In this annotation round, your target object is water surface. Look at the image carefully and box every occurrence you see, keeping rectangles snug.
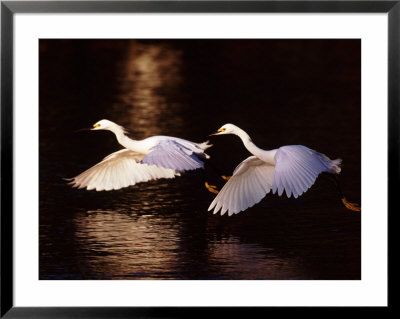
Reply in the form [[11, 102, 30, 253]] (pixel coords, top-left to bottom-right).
[[39, 39, 361, 280]]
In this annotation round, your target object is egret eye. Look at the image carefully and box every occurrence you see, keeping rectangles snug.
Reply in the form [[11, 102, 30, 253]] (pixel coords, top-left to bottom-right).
[[93, 123, 101, 128]]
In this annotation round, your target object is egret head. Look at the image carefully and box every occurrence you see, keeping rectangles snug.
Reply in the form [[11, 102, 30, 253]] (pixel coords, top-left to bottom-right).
[[91, 119, 116, 131], [209, 123, 239, 136]]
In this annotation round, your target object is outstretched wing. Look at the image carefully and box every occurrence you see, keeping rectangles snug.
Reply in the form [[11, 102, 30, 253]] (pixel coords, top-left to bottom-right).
[[208, 156, 275, 216], [142, 140, 205, 172], [66, 149, 177, 191], [272, 145, 337, 198]]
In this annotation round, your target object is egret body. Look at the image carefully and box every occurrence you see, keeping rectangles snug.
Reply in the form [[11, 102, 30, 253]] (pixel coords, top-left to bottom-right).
[[67, 119, 212, 191], [208, 123, 360, 216]]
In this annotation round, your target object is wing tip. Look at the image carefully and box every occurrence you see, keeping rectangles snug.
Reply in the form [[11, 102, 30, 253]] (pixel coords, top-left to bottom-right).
[[199, 140, 213, 150], [331, 158, 342, 174]]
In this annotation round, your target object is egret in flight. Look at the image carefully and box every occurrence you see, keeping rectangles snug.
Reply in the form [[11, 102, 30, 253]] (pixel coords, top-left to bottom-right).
[[207, 123, 361, 216], [66, 119, 212, 191]]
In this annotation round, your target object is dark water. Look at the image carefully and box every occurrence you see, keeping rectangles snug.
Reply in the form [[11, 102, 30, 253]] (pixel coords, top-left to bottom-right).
[[39, 39, 361, 280]]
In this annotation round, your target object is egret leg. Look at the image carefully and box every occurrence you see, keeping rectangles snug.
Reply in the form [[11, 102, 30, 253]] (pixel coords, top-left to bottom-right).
[[203, 160, 231, 194], [205, 182, 219, 194], [341, 197, 361, 212], [330, 175, 361, 212], [202, 162, 220, 194]]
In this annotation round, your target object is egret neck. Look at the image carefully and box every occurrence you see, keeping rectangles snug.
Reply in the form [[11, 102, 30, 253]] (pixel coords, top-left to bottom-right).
[[234, 127, 276, 165], [107, 124, 148, 154]]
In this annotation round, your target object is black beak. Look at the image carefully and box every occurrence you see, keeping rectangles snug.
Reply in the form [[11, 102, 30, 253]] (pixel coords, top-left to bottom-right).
[[74, 127, 92, 133]]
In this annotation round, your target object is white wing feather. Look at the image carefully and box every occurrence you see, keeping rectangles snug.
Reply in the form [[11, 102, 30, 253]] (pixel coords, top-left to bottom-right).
[[142, 140, 205, 172], [208, 145, 341, 216], [66, 149, 178, 191], [272, 145, 341, 198], [208, 156, 275, 216]]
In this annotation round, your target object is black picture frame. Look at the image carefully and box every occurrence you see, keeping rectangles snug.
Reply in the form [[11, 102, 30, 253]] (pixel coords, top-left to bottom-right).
[[1, 1, 395, 317]]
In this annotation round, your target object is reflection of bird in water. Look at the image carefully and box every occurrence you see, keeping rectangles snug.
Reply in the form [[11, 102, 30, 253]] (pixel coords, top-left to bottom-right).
[[66, 119, 212, 191], [207, 123, 361, 216]]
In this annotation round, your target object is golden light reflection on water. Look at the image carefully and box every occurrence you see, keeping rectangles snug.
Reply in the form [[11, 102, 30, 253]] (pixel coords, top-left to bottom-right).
[[72, 207, 302, 279], [73, 209, 182, 279], [206, 238, 303, 279], [113, 40, 185, 137]]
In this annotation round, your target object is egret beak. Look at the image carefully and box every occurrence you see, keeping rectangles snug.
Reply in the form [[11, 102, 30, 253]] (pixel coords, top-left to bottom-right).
[[208, 128, 225, 136], [75, 123, 101, 133], [74, 127, 91, 133], [91, 123, 101, 130]]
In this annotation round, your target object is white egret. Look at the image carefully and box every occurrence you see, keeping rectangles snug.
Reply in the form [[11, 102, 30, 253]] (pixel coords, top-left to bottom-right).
[[208, 123, 360, 216], [66, 119, 212, 191]]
